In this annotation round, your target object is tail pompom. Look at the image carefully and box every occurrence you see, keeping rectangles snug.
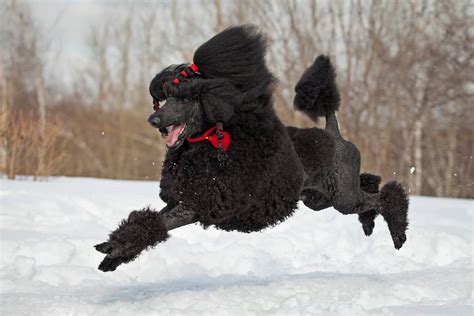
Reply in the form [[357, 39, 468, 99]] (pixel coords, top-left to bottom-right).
[[379, 181, 409, 249], [294, 55, 340, 121]]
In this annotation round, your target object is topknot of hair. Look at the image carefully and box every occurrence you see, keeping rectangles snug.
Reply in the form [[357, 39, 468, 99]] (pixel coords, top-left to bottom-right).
[[193, 25, 275, 101]]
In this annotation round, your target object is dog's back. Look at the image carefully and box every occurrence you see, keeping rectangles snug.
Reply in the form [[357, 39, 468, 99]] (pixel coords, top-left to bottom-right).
[[286, 126, 335, 177]]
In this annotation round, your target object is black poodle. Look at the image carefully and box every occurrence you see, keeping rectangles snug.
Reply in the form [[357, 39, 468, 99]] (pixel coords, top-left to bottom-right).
[[95, 25, 409, 272]]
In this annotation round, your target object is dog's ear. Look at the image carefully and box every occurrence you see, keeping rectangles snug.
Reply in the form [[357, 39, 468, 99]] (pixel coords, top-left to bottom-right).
[[199, 80, 243, 124], [150, 64, 185, 101]]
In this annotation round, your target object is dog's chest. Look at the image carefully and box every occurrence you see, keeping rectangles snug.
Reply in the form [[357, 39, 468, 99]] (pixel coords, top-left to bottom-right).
[[161, 148, 218, 193], [159, 145, 268, 206]]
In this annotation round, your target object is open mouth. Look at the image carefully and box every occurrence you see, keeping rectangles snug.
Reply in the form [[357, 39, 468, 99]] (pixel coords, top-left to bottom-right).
[[160, 124, 186, 147]]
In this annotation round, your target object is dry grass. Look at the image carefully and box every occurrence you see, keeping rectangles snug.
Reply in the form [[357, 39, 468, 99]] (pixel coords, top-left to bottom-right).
[[1, 108, 66, 180]]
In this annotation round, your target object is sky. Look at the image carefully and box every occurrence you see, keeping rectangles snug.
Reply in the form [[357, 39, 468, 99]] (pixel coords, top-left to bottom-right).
[[31, 1, 103, 60], [26, 0, 174, 87], [27, 0, 106, 86]]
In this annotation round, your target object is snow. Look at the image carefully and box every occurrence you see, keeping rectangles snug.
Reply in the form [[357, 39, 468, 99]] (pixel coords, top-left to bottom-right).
[[0, 177, 472, 315]]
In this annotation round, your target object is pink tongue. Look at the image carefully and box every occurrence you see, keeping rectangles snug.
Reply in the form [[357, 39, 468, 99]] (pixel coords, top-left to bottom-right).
[[166, 124, 185, 146]]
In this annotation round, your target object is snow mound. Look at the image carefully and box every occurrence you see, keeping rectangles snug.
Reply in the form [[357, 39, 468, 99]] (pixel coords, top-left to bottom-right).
[[0, 177, 472, 315]]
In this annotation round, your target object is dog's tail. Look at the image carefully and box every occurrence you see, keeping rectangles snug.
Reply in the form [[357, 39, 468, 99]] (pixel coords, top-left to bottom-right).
[[294, 56, 340, 118], [294, 55, 341, 137]]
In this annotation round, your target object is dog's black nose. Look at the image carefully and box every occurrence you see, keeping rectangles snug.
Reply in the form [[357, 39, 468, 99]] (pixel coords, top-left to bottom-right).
[[148, 115, 160, 128]]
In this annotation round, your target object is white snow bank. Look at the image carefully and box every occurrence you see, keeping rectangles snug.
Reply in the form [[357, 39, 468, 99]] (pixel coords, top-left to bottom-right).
[[0, 177, 472, 315]]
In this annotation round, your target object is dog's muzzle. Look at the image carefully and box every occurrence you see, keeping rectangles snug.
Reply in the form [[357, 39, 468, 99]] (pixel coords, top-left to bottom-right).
[[148, 114, 160, 128]]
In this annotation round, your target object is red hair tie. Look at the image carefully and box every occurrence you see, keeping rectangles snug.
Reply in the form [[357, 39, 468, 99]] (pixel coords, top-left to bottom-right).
[[172, 63, 199, 85], [153, 100, 160, 111], [190, 63, 199, 73]]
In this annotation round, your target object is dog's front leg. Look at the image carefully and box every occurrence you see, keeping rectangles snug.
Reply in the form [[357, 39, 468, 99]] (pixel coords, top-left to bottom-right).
[[95, 204, 197, 272]]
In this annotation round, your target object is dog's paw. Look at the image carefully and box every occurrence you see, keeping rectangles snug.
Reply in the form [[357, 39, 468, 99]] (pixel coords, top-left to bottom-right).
[[362, 221, 375, 236], [392, 234, 407, 250], [94, 241, 132, 272], [95, 242, 113, 254], [98, 255, 126, 272]]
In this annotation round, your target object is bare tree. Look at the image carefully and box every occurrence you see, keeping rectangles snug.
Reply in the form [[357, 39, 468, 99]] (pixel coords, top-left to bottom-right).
[[2, 0, 472, 197]]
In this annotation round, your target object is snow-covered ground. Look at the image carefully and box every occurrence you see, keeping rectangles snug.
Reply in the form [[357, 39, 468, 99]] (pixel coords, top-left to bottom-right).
[[0, 177, 472, 315]]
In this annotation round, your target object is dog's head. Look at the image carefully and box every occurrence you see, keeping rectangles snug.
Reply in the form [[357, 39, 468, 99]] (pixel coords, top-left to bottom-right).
[[148, 25, 275, 151], [148, 64, 204, 150], [147, 96, 203, 150], [148, 64, 243, 151]]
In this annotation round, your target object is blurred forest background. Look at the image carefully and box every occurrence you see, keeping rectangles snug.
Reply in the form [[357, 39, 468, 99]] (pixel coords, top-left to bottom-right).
[[1, 0, 472, 198]]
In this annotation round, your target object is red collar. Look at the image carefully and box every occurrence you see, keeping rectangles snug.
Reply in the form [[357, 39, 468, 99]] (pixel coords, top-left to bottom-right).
[[187, 126, 231, 151]]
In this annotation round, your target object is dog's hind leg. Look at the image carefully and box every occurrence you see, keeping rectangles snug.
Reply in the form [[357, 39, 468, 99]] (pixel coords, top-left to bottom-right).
[[379, 181, 409, 249], [358, 173, 381, 236], [95, 204, 197, 272], [340, 183, 409, 249]]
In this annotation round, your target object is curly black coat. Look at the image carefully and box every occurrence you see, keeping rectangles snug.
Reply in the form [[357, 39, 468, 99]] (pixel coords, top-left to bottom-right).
[[95, 25, 409, 273], [95, 25, 304, 272], [160, 109, 304, 232], [157, 25, 305, 232]]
